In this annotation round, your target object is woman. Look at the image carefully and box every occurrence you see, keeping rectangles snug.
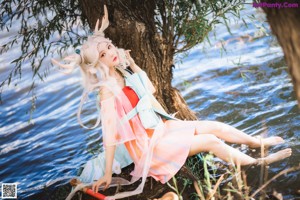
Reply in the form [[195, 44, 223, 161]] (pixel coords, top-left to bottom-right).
[[53, 6, 291, 199]]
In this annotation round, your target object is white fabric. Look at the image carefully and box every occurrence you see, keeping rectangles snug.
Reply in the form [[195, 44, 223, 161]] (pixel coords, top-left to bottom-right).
[[79, 144, 133, 183]]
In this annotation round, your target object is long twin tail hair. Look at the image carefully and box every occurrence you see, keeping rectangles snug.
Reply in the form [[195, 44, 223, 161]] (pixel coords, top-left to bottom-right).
[[51, 6, 112, 129], [51, 52, 108, 129]]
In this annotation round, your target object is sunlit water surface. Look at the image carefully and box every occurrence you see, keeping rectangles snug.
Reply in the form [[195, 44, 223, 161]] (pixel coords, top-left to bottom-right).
[[0, 6, 299, 200]]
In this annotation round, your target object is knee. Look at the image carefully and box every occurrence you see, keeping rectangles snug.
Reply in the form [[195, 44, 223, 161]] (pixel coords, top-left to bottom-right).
[[209, 121, 228, 132], [195, 120, 229, 134], [205, 134, 223, 147], [189, 134, 223, 156]]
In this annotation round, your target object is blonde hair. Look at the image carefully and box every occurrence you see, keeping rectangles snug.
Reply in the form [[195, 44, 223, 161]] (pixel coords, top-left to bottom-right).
[[51, 5, 128, 128]]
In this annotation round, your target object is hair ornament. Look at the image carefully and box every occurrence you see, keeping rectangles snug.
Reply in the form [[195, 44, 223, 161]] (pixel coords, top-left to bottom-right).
[[94, 5, 109, 37], [51, 54, 82, 74]]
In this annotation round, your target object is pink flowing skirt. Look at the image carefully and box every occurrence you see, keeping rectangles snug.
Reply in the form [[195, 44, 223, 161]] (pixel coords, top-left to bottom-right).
[[123, 86, 196, 183]]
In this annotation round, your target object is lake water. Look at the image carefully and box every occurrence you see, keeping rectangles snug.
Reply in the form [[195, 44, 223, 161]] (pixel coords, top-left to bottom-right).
[[0, 5, 299, 200]]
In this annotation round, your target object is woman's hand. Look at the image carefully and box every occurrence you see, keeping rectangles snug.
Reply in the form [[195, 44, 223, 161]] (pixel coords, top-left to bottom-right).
[[92, 173, 112, 193], [125, 50, 142, 73], [125, 50, 135, 66]]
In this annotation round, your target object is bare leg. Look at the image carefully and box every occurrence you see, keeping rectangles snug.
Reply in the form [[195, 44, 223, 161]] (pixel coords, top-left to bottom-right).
[[189, 134, 291, 166], [193, 121, 284, 148], [153, 192, 179, 200], [189, 134, 256, 165], [258, 149, 292, 165]]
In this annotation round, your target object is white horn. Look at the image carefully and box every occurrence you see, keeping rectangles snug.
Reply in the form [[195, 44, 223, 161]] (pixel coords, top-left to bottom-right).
[[94, 19, 100, 33], [98, 5, 109, 33]]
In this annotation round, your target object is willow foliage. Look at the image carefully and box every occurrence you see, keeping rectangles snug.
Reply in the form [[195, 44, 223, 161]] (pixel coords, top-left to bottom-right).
[[1, 0, 88, 93], [155, 0, 244, 53], [0, 0, 244, 98]]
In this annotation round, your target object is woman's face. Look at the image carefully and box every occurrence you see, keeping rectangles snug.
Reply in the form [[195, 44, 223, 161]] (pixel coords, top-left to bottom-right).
[[98, 42, 120, 68]]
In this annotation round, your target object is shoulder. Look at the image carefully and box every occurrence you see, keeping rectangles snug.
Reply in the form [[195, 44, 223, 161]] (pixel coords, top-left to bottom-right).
[[99, 86, 114, 100]]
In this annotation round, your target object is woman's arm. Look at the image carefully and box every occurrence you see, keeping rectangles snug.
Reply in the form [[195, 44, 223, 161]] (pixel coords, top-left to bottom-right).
[[92, 88, 116, 192], [125, 50, 142, 73], [92, 145, 116, 192], [125, 50, 156, 93], [104, 145, 116, 175]]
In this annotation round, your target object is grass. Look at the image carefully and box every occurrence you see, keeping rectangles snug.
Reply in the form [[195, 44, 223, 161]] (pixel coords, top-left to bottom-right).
[[165, 148, 300, 200], [67, 134, 299, 200], [64, 150, 300, 200]]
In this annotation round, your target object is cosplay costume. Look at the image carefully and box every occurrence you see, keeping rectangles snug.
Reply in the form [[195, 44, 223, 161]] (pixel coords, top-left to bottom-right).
[[56, 5, 197, 199], [93, 69, 197, 199], [73, 69, 197, 200]]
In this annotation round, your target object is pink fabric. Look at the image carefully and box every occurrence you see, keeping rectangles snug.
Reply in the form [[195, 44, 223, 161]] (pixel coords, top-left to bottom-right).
[[100, 80, 145, 147], [99, 75, 196, 199], [122, 86, 196, 183]]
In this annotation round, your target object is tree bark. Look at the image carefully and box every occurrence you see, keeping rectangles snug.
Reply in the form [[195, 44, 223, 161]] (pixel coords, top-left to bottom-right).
[[261, 0, 300, 107], [79, 0, 198, 120]]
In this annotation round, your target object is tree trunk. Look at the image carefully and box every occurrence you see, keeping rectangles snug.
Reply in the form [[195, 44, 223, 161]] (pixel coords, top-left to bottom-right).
[[79, 0, 198, 120], [261, 0, 300, 108]]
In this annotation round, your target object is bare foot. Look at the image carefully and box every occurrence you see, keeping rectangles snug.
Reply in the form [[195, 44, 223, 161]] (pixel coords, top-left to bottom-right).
[[258, 148, 292, 165], [249, 136, 284, 148], [153, 192, 179, 200]]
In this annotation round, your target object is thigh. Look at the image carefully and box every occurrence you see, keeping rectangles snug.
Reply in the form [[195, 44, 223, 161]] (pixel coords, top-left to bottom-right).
[[164, 120, 223, 135], [188, 134, 220, 156]]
